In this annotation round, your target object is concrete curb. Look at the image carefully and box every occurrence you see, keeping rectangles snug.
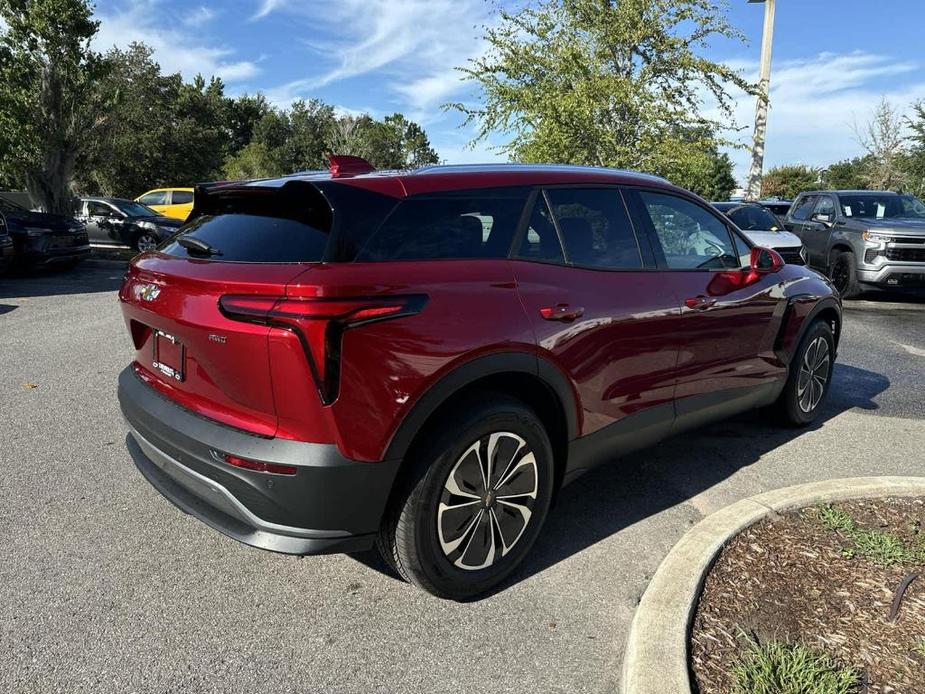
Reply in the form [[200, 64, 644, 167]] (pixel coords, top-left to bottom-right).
[[620, 477, 925, 694]]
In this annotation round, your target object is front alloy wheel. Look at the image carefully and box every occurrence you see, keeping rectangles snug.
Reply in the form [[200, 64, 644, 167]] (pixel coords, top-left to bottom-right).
[[797, 336, 830, 413], [135, 232, 159, 253]]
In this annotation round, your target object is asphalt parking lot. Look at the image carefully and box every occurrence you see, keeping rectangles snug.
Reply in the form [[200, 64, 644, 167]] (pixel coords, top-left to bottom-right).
[[2, 259, 924, 694]]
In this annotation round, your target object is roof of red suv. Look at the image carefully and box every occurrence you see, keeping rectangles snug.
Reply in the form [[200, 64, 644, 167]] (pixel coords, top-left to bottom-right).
[[235, 163, 677, 198]]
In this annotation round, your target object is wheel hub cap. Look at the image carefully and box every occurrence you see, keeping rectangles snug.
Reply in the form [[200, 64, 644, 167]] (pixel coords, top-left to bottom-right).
[[437, 432, 538, 571]]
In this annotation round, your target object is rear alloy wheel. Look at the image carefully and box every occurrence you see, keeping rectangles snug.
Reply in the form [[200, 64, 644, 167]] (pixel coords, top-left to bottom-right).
[[777, 319, 835, 425], [378, 395, 554, 600], [828, 249, 859, 298], [135, 232, 159, 253]]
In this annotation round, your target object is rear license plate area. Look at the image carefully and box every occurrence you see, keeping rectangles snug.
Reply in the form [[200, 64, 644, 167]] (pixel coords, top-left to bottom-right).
[[153, 330, 185, 382]]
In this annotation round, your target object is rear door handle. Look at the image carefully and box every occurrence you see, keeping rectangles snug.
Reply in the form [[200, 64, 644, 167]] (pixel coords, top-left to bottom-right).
[[684, 295, 716, 311], [540, 304, 585, 321]]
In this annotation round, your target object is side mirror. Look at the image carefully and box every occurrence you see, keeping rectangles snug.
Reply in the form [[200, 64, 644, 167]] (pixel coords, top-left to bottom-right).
[[811, 212, 833, 225], [751, 246, 784, 274]]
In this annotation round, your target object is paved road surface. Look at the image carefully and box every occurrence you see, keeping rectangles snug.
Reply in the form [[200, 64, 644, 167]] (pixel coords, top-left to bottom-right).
[[1, 260, 923, 693]]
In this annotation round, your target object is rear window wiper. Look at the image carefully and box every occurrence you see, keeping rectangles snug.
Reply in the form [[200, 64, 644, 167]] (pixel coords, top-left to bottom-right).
[[178, 236, 223, 257]]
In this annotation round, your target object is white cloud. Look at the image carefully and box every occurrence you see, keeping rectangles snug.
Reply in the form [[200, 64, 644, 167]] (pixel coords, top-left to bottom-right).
[[182, 6, 217, 28], [257, 0, 491, 115], [94, 1, 259, 83], [713, 51, 925, 183], [252, 0, 286, 21]]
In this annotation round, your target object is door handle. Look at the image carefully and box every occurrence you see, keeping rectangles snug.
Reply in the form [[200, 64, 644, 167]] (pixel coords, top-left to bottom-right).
[[540, 304, 584, 321], [684, 295, 716, 311]]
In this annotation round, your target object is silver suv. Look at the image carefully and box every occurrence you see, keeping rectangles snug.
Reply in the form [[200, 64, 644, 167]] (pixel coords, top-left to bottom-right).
[[784, 190, 925, 297]]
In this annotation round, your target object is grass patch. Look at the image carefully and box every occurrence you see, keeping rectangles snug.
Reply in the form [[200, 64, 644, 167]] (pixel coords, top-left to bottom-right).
[[813, 505, 925, 566], [732, 639, 860, 694]]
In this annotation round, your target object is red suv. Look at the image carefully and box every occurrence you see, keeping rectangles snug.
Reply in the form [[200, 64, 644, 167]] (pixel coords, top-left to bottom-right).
[[118, 158, 841, 599]]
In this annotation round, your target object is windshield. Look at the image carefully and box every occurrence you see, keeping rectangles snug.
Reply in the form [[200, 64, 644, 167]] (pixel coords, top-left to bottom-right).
[[839, 194, 925, 220], [727, 205, 781, 231], [113, 201, 158, 217]]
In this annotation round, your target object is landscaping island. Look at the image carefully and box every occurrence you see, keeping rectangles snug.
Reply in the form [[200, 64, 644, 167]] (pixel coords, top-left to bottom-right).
[[691, 498, 925, 693]]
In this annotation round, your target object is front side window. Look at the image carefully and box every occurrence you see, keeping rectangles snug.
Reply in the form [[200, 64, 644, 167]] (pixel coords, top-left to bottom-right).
[[544, 188, 642, 269], [139, 191, 168, 206], [354, 188, 528, 262], [790, 195, 818, 221], [639, 191, 742, 270], [814, 196, 836, 217]]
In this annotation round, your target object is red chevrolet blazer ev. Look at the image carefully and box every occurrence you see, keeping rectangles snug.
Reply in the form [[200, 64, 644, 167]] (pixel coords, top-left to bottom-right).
[[118, 157, 841, 599]]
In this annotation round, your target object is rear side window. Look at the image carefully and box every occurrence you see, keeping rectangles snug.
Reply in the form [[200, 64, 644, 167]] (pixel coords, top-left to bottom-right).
[[162, 182, 332, 263], [171, 191, 194, 205], [545, 188, 642, 269], [354, 188, 529, 262]]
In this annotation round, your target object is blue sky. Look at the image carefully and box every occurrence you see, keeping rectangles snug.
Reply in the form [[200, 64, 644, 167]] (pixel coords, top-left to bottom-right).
[[92, 0, 925, 185]]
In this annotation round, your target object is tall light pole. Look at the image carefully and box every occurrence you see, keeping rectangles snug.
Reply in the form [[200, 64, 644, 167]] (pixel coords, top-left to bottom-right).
[[745, 0, 776, 200]]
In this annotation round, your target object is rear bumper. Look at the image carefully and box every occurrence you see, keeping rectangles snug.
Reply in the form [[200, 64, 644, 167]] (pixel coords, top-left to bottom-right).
[[118, 366, 400, 555]]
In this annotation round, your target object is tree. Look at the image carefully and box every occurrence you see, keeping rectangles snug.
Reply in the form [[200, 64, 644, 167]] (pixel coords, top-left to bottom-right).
[[165, 74, 228, 185], [451, 0, 752, 186], [760, 165, 820, 200], [904, 100, 925, 196], [333, 113, 439, 169], [854, 98, 908, 191], [76, 43, 179, 197], [0, 0, 108, 213], [821, 156, 869, 191]]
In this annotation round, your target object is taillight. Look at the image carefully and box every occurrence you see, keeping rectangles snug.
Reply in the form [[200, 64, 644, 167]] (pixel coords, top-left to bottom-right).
[[219, 294, 427, 404]]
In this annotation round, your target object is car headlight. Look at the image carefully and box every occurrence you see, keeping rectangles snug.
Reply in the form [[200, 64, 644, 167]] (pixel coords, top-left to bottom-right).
[[862, 231, 892, 243], [799, 246, 808, 262], [25, 226, 53, 237]]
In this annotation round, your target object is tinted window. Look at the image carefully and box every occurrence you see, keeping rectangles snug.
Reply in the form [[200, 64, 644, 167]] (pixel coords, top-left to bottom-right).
[[87, 201, 116, 216], [513, 194, 565, 264], [162, 183, 332, 263], [171, 190, 194, 205], [727, 205, 781, 231], [545, 188, 642, 269], [639, 192, 742, 270], [790, 195, 817, 221], [139, 192, 168, 206], [355, 188, 528, 262]]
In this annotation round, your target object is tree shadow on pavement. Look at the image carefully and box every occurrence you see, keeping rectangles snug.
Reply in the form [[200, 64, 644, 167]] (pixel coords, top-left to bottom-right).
[[350, 364, 890, 596], [0, 258, 128, 299]]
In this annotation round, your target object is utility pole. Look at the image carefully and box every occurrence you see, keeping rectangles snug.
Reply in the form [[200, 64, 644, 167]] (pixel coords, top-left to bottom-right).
[[745, 0, 776, 201]]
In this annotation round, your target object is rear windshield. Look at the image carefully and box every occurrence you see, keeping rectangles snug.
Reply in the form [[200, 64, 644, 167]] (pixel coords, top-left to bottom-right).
[[161, 181, 333, 263]]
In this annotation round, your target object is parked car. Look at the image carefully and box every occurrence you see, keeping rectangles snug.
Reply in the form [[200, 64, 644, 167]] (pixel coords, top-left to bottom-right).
[[0, 196, 89, 268], [712, 201, 807, 265], [784, 190, 925, 297], [758, 199, 793, 218], [79, 197, 184, 252], [118, 158, 841, 599], [135, 188, 194, 221], [0, 216, 13, 274]]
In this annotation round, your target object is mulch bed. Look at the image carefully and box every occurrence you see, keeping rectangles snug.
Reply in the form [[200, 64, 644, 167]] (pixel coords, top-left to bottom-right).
[[690, 497, 925, 693]]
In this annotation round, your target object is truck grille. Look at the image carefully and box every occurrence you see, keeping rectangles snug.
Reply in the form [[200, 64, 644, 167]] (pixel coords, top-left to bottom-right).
[[885, 247, 925, 263], [775, 246, 805, 265]]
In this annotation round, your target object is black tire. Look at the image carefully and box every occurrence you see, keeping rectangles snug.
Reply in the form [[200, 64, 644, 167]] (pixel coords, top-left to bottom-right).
[[777, 319, 835, 426], [828, 249, 859, 298], [377, 393, 555, 600], [134, 231, 160, 253]]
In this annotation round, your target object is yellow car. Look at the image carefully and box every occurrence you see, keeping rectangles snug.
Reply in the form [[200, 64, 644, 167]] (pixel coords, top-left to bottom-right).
[[135, 188, 194, 221]]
